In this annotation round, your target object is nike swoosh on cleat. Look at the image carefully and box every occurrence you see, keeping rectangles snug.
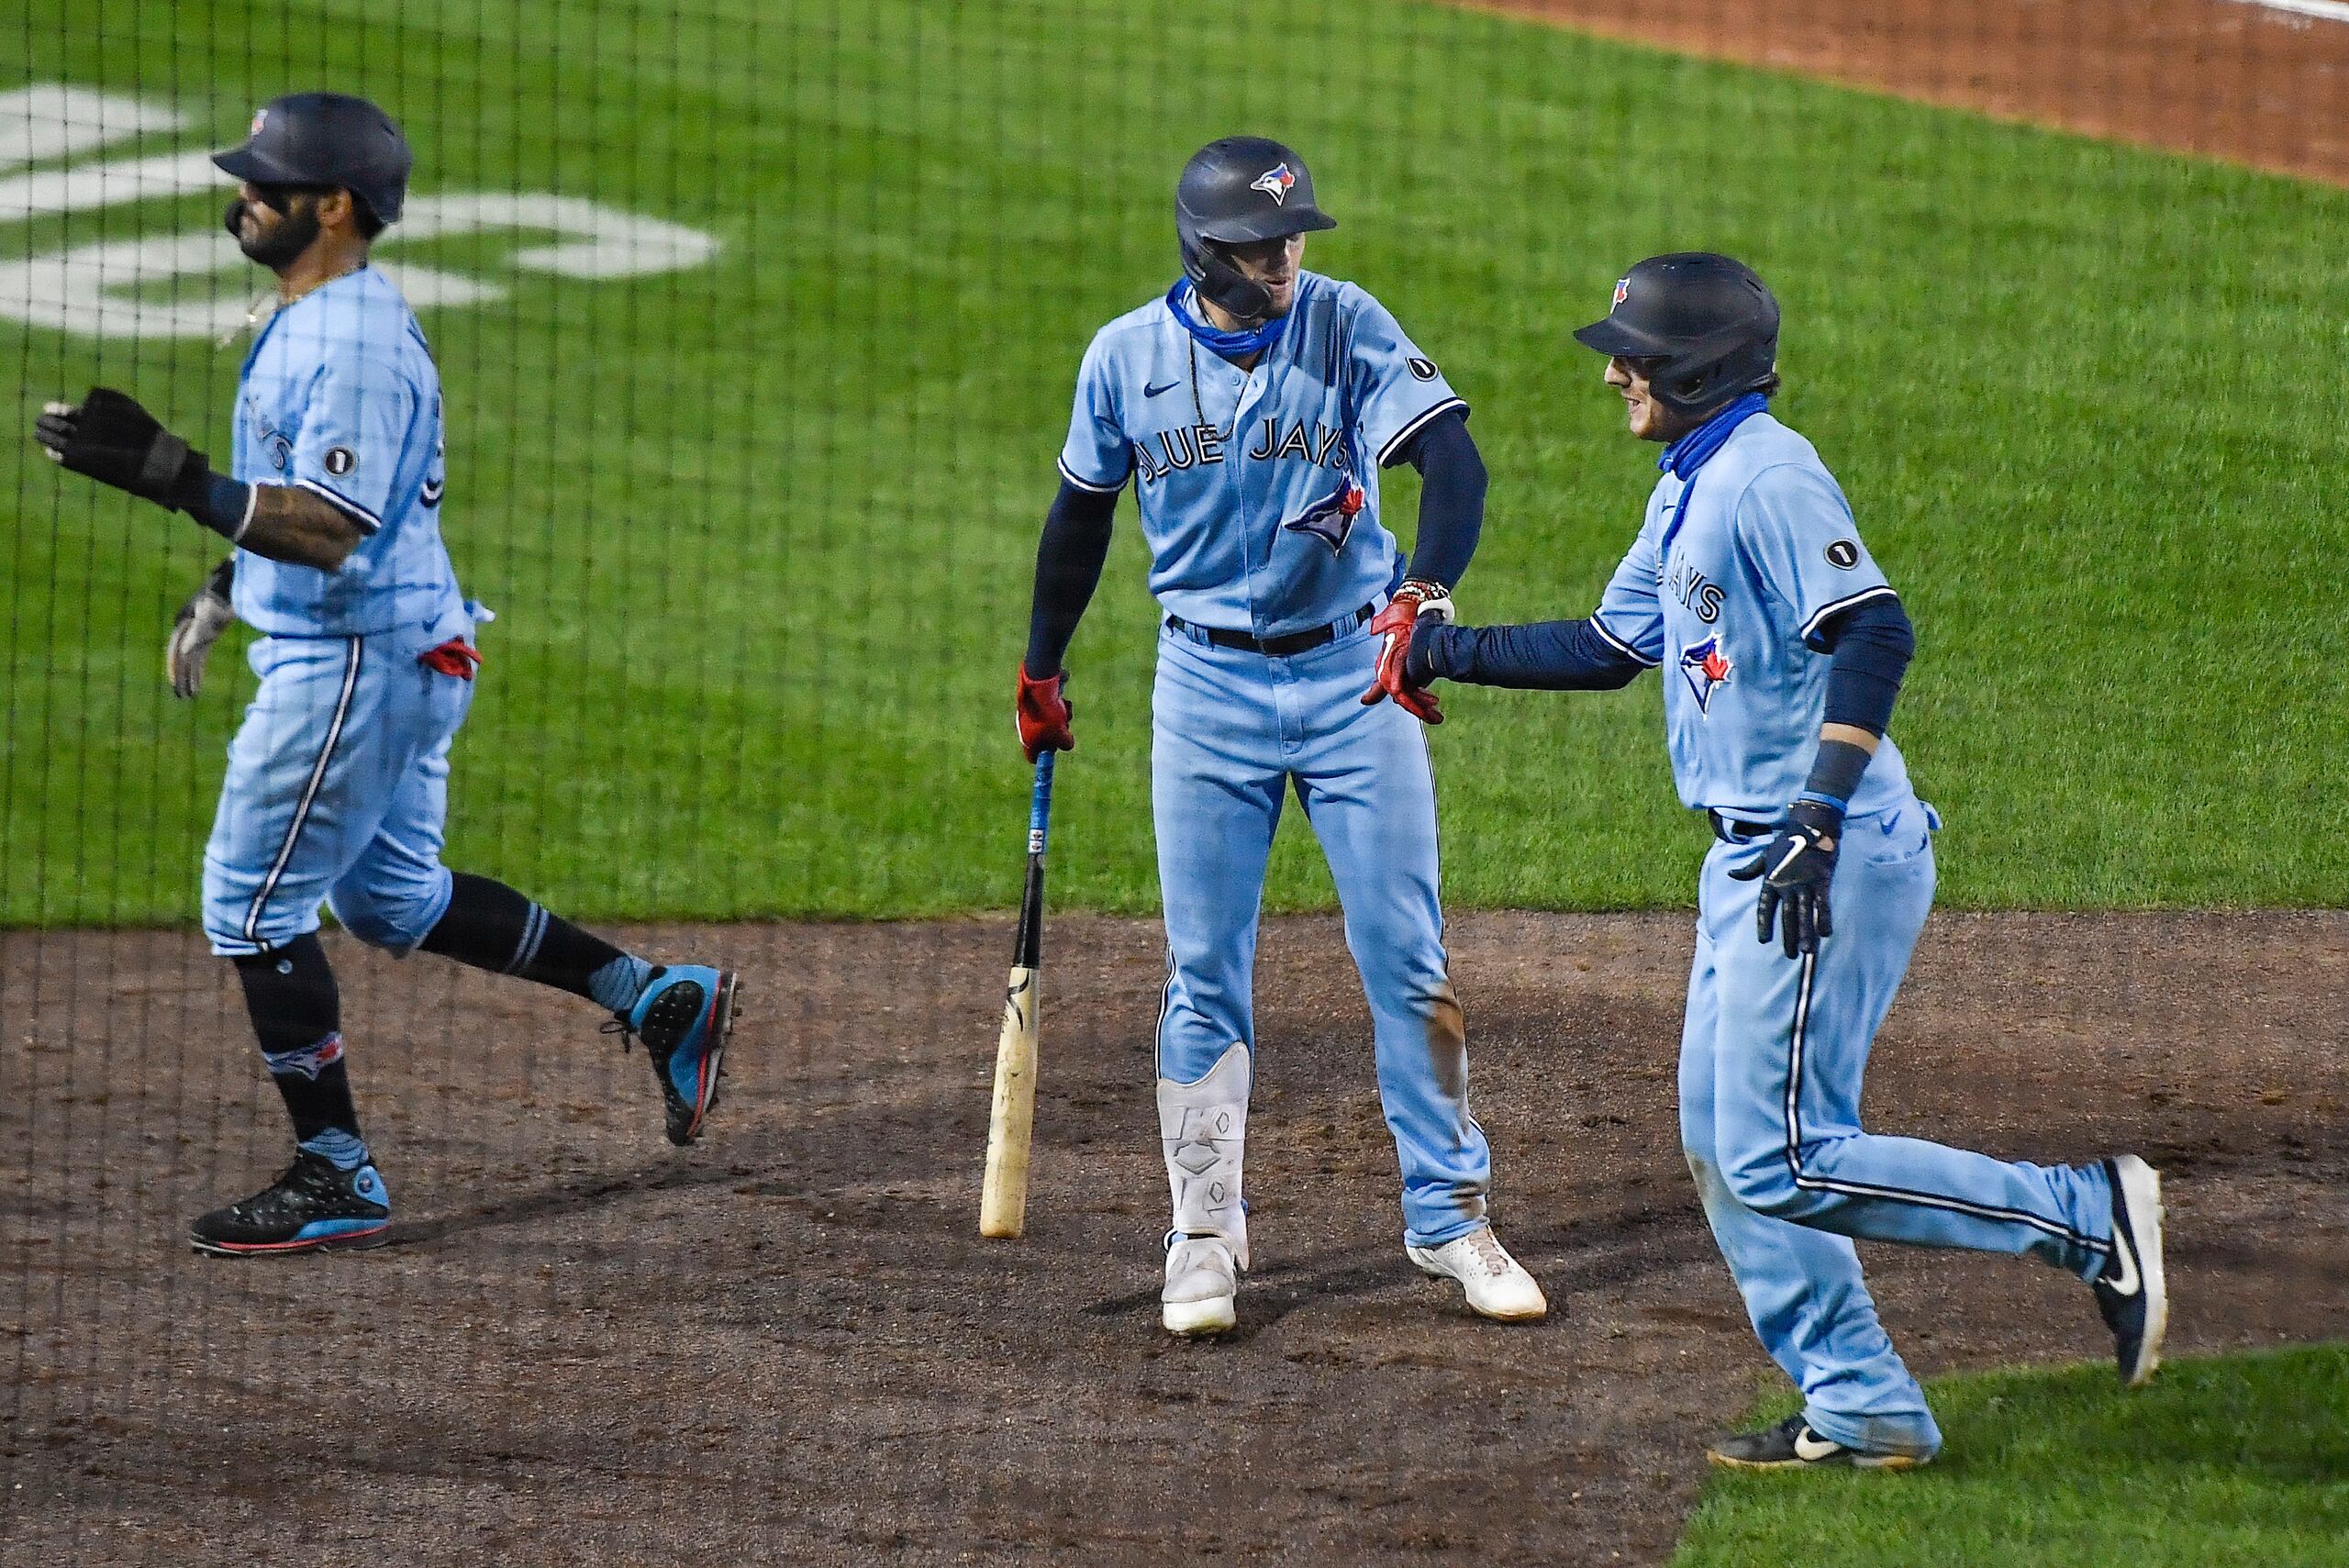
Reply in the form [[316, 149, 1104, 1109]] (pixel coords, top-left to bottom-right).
[[2106, 1232, 2141, 1296], [1793, 1429, 1846, 1462], [1144, 380, 1179, 396]]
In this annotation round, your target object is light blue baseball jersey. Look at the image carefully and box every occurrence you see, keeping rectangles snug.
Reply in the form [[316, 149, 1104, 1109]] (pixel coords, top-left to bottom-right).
[[1058, 272, 1465, 639], [1589, 408, 1914, 818], [231, 267, 462, 638]]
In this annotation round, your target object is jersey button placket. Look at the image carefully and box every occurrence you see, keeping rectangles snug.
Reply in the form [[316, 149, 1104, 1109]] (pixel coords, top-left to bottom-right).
[[1230, 362, 1274, 640]]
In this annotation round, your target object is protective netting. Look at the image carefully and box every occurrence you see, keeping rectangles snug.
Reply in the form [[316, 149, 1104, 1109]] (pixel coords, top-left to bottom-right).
[[4, 2, 2343, 1562]]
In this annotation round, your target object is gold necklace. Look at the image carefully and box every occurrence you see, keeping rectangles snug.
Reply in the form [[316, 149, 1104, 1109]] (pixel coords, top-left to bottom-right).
[[216, 261, 364, 350]]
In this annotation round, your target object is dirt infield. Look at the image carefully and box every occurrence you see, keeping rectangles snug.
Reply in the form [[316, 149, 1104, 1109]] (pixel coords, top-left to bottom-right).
[[4, 911, 2343, 1565], [1480, 0, 2349, 186]]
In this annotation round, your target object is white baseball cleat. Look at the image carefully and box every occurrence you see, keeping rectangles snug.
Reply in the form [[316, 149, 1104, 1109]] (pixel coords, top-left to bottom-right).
[[1407, 1225, 1548, 1321], [1162, 1235, 1239, 1335]]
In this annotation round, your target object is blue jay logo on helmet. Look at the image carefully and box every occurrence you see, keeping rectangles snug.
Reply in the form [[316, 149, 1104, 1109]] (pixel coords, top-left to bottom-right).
[[1250, 163, 1297, 205], [250, 108, 268, 136], [1612, 276, 1631, 307]]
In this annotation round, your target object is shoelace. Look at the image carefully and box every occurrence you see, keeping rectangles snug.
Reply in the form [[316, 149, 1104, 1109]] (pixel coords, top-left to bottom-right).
[[598, 1016, 639, 1056], [1462, 1231, 1515, 1277]]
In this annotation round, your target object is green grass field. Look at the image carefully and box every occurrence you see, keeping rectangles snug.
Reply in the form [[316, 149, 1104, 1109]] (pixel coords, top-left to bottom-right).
[[1675, 1345, 2349, 1567], [5, 0, 2344, 926]]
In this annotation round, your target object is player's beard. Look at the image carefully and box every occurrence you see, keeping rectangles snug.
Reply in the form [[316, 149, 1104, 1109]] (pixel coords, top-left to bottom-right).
[[228, 194, 324, 270]]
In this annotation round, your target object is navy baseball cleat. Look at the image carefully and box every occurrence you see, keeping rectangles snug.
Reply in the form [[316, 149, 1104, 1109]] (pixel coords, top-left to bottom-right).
[[1707, 1414, 1929, 1473], [189, 1151, 391, 1256], [614, 964, 740, 1146], [2094, 1154, 2168, 1387]]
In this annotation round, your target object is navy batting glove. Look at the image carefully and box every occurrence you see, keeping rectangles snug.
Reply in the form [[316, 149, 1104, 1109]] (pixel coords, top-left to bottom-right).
[[1728, 797, 1842, 959]]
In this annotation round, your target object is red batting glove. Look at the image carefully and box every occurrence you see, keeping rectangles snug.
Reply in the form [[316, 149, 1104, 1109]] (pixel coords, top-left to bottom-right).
[[1359, 580, 1453, 725], [1016, 664, 1074, 762]]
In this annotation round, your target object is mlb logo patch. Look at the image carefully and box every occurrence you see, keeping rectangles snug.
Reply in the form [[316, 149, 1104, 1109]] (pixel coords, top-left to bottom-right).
[[1251, 163, 1297, 205], [1678, 634, 1732, 714], [1612, 276, 1630, 307]]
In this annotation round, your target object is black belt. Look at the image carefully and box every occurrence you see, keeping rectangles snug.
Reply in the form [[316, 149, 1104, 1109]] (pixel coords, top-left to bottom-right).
[[1164, 601, 1377, 657], [1709, 810, 1778, 843]]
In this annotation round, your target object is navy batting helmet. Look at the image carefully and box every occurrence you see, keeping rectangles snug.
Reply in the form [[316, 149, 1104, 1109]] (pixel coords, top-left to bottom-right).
[[1176, 136, 1336, 321], [1573, 253, 1779, 415], [213, 93, 413, 228]]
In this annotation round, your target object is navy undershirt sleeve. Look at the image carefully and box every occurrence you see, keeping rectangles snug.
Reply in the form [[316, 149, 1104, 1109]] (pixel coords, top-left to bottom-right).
[[1023, 479, 1118, 677], [1391, 409, 1484, 588], [1817, 593, 1914, 737], [1410, 617, 1645, 691]]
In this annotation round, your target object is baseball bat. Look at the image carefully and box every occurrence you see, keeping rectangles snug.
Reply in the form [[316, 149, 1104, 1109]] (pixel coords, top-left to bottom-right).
[[980, 750, 1056, 1238]]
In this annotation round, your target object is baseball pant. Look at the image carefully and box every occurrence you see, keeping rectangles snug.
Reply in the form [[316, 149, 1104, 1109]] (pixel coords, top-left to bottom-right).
[[1152, 621, 1490, 1250], [203, 609, 475, 958], [1680, 797, 2115, 1457]]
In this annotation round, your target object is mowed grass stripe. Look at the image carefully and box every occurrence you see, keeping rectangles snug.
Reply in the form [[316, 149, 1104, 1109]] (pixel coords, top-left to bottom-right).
[[3, 0, 2343, 926], [1675, 1345, 2349, 1567]]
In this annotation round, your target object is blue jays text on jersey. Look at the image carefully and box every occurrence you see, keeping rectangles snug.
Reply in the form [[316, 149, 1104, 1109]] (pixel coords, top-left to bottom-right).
[[232, 266, 462, 638], [1586, 404, 1913, 819], [1059, 270, 1466, 639]]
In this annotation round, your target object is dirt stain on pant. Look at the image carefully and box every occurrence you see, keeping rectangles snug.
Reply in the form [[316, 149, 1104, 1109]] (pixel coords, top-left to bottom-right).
[[1425, 979, 1468, 1104]]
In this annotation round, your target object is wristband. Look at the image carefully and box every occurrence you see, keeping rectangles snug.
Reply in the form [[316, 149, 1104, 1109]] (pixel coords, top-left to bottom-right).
[[1799, 738, 1872, 811], [179, 469, 255, 543]]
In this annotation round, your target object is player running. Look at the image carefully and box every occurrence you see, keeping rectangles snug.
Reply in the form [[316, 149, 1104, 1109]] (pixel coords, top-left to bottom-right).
[[1405, 253, 2166, 1466], [32, 93, 738, 1256], [1019, 137, 1545, 1334]]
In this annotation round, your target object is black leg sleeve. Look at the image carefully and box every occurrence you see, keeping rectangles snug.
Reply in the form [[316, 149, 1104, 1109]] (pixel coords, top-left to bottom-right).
[[232, 933, 360, 1143], [418, 872, 643, 1007]]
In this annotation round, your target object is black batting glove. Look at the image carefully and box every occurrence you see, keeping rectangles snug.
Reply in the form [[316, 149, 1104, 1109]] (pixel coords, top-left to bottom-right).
[[35, 388, 208, 510], [1727, 797, 1843, 958]]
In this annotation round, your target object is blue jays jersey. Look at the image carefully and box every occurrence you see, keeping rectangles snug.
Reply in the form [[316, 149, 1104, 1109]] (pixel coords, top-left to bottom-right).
[[231, 267, 462, 638], [1590, 409, 1914, 818], [1058, 272, 1465, 638]]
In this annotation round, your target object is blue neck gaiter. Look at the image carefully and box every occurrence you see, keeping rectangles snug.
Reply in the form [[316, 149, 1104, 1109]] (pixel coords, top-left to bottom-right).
[[1165, 278, 1291, 360], [1657, 392, 1769, 557]]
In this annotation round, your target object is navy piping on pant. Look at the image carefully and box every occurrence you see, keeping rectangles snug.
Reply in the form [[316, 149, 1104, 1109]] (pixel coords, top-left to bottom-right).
[[242, 635, 362, 947], [1780, 950, 2106, 1254]]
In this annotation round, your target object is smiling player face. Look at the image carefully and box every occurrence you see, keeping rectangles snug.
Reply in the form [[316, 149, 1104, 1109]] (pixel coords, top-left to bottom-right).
[[1604, 353, 1699, 443]]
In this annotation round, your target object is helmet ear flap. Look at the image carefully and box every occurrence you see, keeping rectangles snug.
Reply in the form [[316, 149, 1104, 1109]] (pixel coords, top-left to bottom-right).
[[1183, 234, 1275, 322]]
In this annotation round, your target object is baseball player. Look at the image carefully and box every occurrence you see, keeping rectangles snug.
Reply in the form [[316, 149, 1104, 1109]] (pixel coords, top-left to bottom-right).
[[1405, 253, 2166, 1466], [32, 94, 739, 1256], [1019, 136, 1544, 1334]]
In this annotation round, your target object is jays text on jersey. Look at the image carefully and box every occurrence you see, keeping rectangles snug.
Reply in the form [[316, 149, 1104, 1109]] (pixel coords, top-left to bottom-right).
[[1588, 407, 1914, 819], [1058, 270, 1464, 638]]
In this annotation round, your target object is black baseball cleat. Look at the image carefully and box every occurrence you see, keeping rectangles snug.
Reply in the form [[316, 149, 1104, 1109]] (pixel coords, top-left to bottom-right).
[[610, 964, 740, 1146], [1707, 1414, 1930, 1472], [2093, 1153, 2168, 1387], [190, 1151, 391, 1256]]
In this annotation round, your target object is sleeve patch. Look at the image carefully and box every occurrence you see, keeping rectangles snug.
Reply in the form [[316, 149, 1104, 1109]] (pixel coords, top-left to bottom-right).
[[1824, 539, 1860, 570], [323, 446, 357, 477], [1407, 356, 1439, 383]]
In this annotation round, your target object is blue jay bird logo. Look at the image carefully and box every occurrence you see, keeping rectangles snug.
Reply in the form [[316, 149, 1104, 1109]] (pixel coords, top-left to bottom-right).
[[1678, 634, 1733, 714], [1250, 163, 1297, 205], [1283, 477, 1365, 553]]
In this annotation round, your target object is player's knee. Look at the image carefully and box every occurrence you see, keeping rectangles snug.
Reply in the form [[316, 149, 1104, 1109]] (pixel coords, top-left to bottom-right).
[[327, 873, 448, 953], [1722, 1149, 1805, 1218]]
